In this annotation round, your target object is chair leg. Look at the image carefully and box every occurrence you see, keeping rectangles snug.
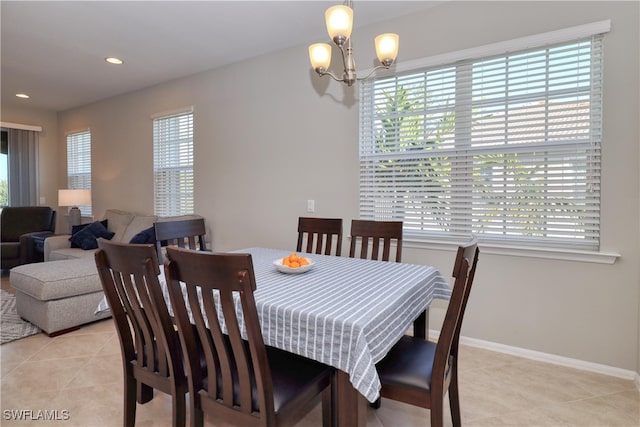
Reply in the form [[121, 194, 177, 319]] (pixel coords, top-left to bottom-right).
[[172, 390, 187, 427], [448, 366, 462, 427], [321, 386, 334, 427], [188, 390, 204, 427], [430, 395, 444, 427], [123, 376, 137, 427], [137, 381, 154, 404], [369, 397, 381, 409], [190, 405, 204, 427]]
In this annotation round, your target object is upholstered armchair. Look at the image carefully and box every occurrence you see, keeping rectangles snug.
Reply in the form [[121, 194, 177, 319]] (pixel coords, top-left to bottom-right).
[[1, 206, 56, 269]]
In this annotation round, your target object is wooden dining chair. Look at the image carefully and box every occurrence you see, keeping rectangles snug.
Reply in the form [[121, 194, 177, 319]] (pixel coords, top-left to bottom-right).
[[348, 219, 403, 262], [163, 246, 335, 427], [94, 239, 187, 427], [375, 240, 479, 427], [296, 217, 343, 256], [154, 218, 207, 263]]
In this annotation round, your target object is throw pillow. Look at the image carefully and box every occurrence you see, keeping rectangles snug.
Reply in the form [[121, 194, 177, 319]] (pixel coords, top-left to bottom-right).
[[69, 221, 115, 250], [129, 226, 156, 244], [70, 220, 108, 248]]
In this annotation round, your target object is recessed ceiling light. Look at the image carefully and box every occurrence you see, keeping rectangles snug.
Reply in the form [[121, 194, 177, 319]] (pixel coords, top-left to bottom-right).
[[105, 57, 124, 65], [15, 93, 30, 99]]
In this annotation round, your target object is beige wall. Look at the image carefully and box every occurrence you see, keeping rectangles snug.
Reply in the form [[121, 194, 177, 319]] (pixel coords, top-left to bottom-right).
[[6, 2, 640, 375]]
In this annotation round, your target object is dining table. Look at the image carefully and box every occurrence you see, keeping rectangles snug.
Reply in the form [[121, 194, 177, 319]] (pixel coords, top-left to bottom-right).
[[229, 247, 451, 427], [97, 246, 451, 426]]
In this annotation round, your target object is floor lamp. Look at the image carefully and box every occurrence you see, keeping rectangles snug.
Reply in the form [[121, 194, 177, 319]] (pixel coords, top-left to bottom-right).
[[58, 189, 91, 231]]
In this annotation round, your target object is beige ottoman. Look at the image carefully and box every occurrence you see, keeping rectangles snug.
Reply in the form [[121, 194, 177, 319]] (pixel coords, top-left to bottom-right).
[[10, 259, 111, 336]]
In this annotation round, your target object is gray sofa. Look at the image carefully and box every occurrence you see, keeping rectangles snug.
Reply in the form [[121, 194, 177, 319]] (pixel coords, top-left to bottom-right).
[[10, 209, 204, 335]]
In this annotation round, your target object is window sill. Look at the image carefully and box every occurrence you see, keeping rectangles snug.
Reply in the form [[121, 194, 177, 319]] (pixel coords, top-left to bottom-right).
[[403, 237, 620, 264]]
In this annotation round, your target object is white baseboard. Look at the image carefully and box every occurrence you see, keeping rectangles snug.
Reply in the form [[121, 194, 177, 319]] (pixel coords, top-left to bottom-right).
[[430, 330, 640, 390]]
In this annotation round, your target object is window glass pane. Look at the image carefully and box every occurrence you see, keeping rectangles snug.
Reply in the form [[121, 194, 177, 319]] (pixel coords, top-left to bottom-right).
[[359, 35, 603, 250], [66, 131, 92, 216]]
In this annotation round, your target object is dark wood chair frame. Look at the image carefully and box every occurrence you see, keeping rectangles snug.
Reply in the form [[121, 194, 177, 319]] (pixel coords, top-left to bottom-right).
[[164, 247, 335, 427], [154, 218, 207, 263], [375, 239, 480, 427], [95, 239, 187, 427], [296, 217, 343, 256], [348, 219, 403, 262]]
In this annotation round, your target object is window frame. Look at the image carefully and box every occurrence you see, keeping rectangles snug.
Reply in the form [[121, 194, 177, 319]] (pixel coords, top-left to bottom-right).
[[152, 108, 194, 217], [358, 21, 618, 263], [66, 129, 92, 216]]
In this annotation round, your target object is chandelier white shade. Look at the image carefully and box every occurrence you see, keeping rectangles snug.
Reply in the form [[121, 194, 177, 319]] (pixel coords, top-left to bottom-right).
[[309, 1, 399, 86], [309, 43, 332, 71], [374, 33, 400, 66], [325, 5, 353, 43]]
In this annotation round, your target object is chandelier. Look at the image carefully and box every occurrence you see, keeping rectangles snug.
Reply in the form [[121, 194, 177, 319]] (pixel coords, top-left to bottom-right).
[[308, 0, 399, 87]]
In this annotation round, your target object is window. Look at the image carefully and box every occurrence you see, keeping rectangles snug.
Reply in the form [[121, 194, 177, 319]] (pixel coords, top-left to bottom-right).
[[66, 130, 92, 216], [359, 29, 605, 252], [153, 111, 194, 216]]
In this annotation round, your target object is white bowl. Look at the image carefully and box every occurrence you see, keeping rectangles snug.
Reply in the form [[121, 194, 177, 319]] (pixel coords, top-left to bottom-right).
[[273, 257, 315, 274]]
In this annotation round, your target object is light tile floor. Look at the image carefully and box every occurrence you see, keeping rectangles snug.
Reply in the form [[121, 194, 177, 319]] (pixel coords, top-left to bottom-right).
[[1, 275, 638, 426]]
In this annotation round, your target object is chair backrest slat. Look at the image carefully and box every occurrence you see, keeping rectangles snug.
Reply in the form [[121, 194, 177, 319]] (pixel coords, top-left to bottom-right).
[[124, 271, 160, 370], [297, 217, 343, 256], [349, 219, 403, 262]]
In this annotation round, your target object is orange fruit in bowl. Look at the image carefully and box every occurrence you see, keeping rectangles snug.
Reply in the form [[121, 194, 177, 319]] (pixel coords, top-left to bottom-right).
[[280, 253, 310, 269]]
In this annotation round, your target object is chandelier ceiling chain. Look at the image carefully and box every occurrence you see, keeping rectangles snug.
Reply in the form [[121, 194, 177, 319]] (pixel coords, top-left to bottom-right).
[[308, 0, 399, 87]]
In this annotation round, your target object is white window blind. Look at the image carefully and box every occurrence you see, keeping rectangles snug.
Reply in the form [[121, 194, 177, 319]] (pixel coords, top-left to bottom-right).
[[359, 34, 604, 251], [66, 130, 92, 216], [153, 112, 194, 216]]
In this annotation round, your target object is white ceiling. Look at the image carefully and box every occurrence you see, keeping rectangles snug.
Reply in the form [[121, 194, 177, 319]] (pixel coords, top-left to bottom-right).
[[1, 1, 440, 112]]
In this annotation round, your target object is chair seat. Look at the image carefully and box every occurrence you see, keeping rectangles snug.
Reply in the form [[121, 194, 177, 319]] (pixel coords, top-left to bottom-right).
[[267, 346, 332, 413], [377, 335, 437, 392], [203, 343, 332, 414]]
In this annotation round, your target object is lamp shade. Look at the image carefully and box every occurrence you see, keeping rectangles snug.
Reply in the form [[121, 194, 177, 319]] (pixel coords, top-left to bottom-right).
[[309, 43, 332, 71], [58, 189, 91, 207], [375, 33, 400, 65], [325, 5, 353, 43]]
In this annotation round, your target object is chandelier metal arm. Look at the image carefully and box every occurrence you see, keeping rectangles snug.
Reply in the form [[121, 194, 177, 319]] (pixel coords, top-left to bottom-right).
[[315, 62, 390, 85], [356, 64, 392, 81], [316, 69, 346, 83]]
